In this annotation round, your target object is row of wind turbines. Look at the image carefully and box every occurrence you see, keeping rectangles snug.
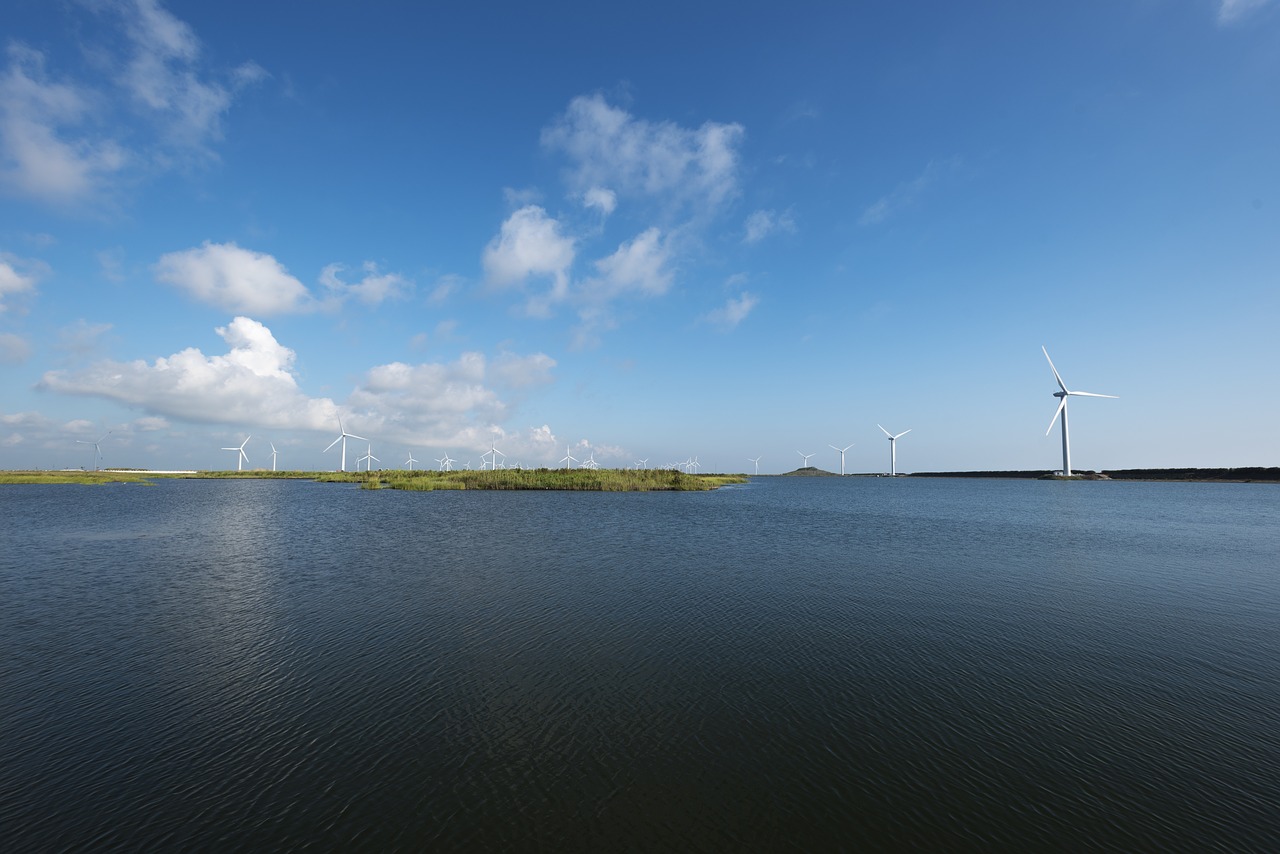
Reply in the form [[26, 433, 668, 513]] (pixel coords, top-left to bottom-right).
[[141, 347, 1113, 477]]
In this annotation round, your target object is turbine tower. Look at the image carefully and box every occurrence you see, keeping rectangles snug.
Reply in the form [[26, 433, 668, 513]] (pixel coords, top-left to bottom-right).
[[323, 417, 365, 472], [76, 430, 110, 471], [1043, 346, 1117, 477], [877, 425, 911, 476], [270, 442, 278, 472], [748, 456, 761, 475], [222, 435, 250, 471], [829, 443, 853, 476], [797, 450, 814, 469]]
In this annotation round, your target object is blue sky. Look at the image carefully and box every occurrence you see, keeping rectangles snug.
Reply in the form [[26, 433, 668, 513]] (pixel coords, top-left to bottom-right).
[[2, 0, 1277, 474]]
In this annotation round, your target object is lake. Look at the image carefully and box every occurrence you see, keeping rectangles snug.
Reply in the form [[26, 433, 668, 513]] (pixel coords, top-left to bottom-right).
[[2, 476, 1278, 850]]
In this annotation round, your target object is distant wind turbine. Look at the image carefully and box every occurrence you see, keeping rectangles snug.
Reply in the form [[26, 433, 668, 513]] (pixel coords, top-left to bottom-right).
[[877, 425, 911, 476], [323, 417, 365, 472], [76, 430, 110, 471], [829, 443, 853, 476], [1043, 346, 1117, 477], [559, 444, 579, 470], [748, 456, 761, 475], [222, 435, 250, 471], [405, 450, 419, 471], [482, 441, 505, 470], [357, 443, 379, 472], [437, 452, 455, 472], [271, 442, 278, 472], [797, 450, 814, 469]]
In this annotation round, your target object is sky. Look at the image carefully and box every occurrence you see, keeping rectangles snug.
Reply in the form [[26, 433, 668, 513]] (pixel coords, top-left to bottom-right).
[[2, 0, 1278, 474]]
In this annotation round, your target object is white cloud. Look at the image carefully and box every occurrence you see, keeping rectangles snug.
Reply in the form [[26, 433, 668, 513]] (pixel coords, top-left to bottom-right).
[[155, 241, 314, 315], [38, 316, 556, 453], [0, 332, 30, 364], [542, 94, 744, 213], [320, 261, 411, 306], [39, 316, 338, 429], [705, 292, 759, 329], [1218, 0, 1273, 23], [0, 252, 46, 312], [114, 0, 263, 151], [743, 208, 797, 243], [0, 44, 128, 205], [586, 228, 673, 300], [133, 415, 169, 431], [482, 205, 576, 314], [0, 2, 260, 207], [582, 186, 617, 215], [858, 158, 957, 226]]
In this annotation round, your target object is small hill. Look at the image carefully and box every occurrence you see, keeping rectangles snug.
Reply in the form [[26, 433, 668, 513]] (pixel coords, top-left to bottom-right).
[[779, 467, 840, 477]]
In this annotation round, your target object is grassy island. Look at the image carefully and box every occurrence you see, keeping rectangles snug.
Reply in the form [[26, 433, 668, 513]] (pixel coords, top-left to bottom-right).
[[1, 468, 748, 491]]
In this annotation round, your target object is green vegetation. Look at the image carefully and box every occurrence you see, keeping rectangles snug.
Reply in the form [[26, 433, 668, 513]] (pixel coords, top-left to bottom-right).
[[0, 467, 745, 491], [329, 467, 746, 491], [0, 470, 157, 485]]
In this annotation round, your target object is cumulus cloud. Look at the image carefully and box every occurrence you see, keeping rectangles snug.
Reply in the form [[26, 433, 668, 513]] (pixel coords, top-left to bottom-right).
[[0, 332, 30, 364], [482, 205, 576, 313], [39, 316, 556, 452], [155, 241, 314, 314], [705, 291, 759, 329], [1218, 0, 1273, 23], [743, 208, 797, 243], [859, 158, 959, 226], [542, 93, 744, 213], [39, 316, 338, 429], [585, 228, 674, 301], [320, 261, 411, 306]]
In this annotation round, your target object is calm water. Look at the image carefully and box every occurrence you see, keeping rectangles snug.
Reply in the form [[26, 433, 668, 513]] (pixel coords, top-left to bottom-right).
[[2, 477, 1278, 850]]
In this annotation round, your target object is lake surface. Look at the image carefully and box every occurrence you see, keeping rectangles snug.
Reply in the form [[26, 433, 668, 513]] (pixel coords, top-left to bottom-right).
[[2, 476, 1278, 850]]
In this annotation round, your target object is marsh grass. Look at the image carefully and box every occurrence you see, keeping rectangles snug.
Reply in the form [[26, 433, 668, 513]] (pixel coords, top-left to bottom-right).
[[2, 468, 746, 491], [0, 471, 156, 485]]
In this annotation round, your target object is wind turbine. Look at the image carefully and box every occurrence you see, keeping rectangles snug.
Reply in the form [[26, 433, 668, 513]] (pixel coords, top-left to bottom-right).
[[877, 425, 911, 476], [1043, 346, 1117, 477], [270, 442, 278, 472], [482, 441, 505, 470], [437, 452, 455, 472], [748, 456, 761, 475], [324, 417, 365, 472], [222, 435, 250, 471], [797, 450, 814, 469], [829, 443, 853, 476], [76, 430, 110, 471], [559, 444, 579, 470], [582, 450, 599, 470], [405, 450, 419, 471], [357, 443, 379, 472]]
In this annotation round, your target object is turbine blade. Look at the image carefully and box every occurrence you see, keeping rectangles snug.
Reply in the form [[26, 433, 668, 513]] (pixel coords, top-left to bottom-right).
[[347, 433, 366, 441], [324, 436, 342, 452], [1068, 391, 1118, 399], [878, 424, 891, 437], [1046, 397, 1067, 435], [1042, 346, 1069, 394], [895, 429, 912, 439]]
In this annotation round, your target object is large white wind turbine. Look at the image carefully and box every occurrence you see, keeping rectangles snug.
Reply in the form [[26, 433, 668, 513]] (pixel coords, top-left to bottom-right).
[[270, 442, 278, 472], [1043, 346, 1117, 477], [324, 417, 365, 472], [829, 443, 853, 476], [222, 435, 250, 471], [76, 430, 110, 471], [797, 450, 815, 469], [748, 456, 761, 475], [559, 444, 579, 470], [877, 425, 911, 476]]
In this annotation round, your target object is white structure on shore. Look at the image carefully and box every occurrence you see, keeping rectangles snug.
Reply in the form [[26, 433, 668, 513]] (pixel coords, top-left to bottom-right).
[[1043, 346, 1116, 477], [877, 425, 911, 476]]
